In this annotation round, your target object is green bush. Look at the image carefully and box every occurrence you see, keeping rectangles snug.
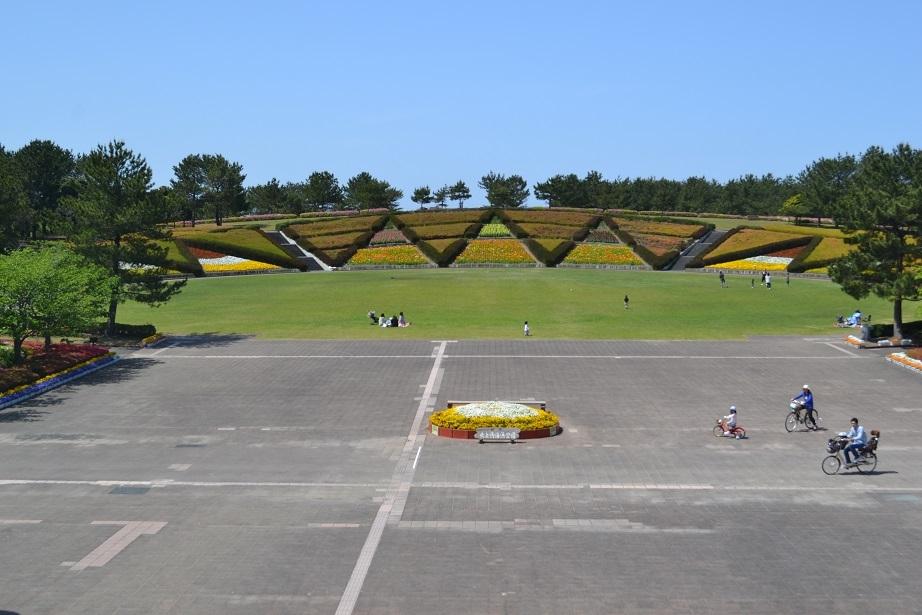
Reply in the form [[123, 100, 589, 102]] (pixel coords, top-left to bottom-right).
[[868, 320, 922, 340], [417, 238, 468, 267], [92, 323, 157, 339], [0, 345, 13, 368], [312, 246, 358, 267], [525, 238, 575, 266]]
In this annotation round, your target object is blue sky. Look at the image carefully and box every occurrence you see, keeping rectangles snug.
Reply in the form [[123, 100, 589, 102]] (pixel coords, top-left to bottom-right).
[[3, 1, 921, 207]]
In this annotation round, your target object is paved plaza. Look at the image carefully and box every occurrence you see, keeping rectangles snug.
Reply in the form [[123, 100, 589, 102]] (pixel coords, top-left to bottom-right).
[[1, 336, 922, 614]]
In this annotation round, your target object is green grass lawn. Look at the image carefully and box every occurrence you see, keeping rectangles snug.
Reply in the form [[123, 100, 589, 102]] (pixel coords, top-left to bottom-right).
[[118, 269, 914, 340]]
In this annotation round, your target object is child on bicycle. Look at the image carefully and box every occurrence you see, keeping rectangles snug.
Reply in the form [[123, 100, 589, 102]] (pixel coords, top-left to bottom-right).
[[720, 406, 742, 439]]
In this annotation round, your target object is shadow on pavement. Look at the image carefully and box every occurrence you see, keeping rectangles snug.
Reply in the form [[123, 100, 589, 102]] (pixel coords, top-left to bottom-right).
[[168, 333, 252, 348]]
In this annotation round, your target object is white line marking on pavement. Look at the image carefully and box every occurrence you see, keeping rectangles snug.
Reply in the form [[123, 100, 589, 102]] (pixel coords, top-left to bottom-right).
[[145, 343, 178, 357], [69, 521, 167, 571], [0, 519, 42, 524], [0, 479, 384, 488], [168, 464, 191, 471], [154, 354, 433, 359], [823, 342, 860, 356], [445, 355, 859, 360], [413, 445, 422, 469], [335, 340, 448, 615]]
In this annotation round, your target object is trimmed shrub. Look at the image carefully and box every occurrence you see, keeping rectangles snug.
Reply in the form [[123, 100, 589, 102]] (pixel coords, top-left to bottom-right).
[[312, 246, 357, 267], [161, 239, 204, 275], [868, 320, 922, 340], [299, 230, 373, 251], [417, 238, 468, 267], [525, 238, 575, 266]]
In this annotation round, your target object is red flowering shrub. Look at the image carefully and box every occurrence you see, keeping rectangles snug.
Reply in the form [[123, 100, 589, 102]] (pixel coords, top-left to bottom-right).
[[0, 343, 110, 394]]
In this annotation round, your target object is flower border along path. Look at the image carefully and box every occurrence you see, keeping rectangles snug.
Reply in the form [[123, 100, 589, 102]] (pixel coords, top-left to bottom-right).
[[0, 352, 119, 411]]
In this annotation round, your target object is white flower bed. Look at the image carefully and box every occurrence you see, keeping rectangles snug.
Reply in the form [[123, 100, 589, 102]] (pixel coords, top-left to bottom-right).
[[199, 255, 249, 266], [744, 255, 793, 265], [454, 401, 539, 418]]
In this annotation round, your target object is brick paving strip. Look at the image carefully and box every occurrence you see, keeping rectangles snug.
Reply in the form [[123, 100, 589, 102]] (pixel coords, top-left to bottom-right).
[[334, 340, 450, 615]]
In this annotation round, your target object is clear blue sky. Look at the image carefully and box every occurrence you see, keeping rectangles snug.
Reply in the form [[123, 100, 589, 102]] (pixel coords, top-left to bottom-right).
[[3, 1, 921, 208]]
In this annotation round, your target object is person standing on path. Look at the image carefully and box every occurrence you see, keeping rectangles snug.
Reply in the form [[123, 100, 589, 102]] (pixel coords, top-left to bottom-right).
[[786, 272, 790, 286], [624, 294, 630, 309], [719, 271, 726, 287], [523, 321, 531, 336]]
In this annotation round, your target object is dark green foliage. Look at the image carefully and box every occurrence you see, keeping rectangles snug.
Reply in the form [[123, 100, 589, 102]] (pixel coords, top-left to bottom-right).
[[13, 139, 76, 238], [92, 322, 157, 339], [311, 246, 357, 267], [867, 320, 922, 340], [525, 238, 575, 266], [417, 238, 468, 267], [344, 172, 403, 210], [411, 186, 434, 208], [479, 172, 529, 208], [0, 146, 27, 250], [448, 181, 471, 208], [170, 154, 208, 225]]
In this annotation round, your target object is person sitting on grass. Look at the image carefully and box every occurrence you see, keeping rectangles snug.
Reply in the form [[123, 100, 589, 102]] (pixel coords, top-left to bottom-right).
[[398, 312, 409, 327], [845, 309, 862, 326], [390, 314, 399, 328], [368, 310, 377, 325]]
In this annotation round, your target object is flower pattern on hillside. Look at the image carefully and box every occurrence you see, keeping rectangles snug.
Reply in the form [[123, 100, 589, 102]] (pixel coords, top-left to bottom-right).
[[348, 245, 428, 265], [454, 239, 534, 263], [563, 244, 643, 265], [712, 255, 793, 271]]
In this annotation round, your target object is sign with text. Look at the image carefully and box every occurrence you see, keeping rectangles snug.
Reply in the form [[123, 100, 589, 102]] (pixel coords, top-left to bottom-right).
[[476, 427, 521, 443]]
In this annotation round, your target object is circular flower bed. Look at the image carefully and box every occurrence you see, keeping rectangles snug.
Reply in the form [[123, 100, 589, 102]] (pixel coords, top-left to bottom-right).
[[430, 401, 560, 439]]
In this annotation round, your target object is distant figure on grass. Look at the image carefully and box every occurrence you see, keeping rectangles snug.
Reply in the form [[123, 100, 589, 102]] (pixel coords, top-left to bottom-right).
[[719, 271, 726, 287], [523, 321, 531, 336], [379, 313, 388, 327], [760, 271, 766, 286], [368, 310, 377, 324], [751, 277, 755, 288], [786, 272, 790, 286], [398, 311, 409, 327], [390, 314, 399, 327], [765, 272, 772, 289], [624, 294, 629, 309]]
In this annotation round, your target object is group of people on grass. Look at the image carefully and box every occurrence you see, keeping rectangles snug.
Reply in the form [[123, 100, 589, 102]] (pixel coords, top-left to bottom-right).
[[718, 385, 873, 466], [835, 309, 865, 327], [368, 310, 410, 328]]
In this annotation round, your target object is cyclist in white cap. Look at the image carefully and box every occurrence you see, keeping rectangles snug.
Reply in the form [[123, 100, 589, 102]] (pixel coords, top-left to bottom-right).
[[719, 406, 742, 439], [791, 385, 816, 430]]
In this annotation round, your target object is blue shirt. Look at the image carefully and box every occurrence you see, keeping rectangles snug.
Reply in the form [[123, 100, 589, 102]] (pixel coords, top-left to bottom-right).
[[793, 390, 814, 409], [846, 425, 868, 445]]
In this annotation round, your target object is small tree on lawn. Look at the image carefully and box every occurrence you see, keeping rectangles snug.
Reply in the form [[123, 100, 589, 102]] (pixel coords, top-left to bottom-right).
[[65, 140, 186, 336], [828, 144, 922, 340], [433, 185, 449, 209], [0, 245, 114, 364]]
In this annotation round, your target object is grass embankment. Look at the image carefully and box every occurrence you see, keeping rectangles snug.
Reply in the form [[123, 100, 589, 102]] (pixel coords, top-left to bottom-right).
[[118, 269, 909, 340]]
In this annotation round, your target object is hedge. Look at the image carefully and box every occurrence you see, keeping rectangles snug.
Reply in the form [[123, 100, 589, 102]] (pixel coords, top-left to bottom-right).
[[786, 236, 824, 273], [417, 238, 468, 267], [181, 229, 302, 270], [312, 246, 357, 267], [512, 222, 588, 241], [868, 320, 922, 340], [394, 210, 491, 227], [160, 239, 204, 275], [525, 238, 575, 266], [403, 222, 480, 241]]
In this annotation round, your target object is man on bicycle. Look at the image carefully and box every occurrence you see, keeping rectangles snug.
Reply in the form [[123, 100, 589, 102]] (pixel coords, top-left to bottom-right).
[[843, 417, 869, 466], [791, 385, 816, 429]]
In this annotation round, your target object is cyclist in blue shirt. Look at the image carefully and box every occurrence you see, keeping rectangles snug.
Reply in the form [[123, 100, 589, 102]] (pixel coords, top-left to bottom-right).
[[843, 417, 868, 465], [791, 385, 816, 429]]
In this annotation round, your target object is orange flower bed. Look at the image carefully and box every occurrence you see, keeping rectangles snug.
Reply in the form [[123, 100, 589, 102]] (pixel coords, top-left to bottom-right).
[[562, 244, 643, 265], [454, 239, 535, 264], [612, 217, 704, 238], [348, 245, 429, 266]]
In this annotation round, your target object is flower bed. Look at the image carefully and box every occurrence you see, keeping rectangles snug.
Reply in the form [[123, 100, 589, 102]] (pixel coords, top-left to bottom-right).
[[347, 245, 430, 266], [562, 244, 643, 265], [430, 401, 560, 431], [199, 255, 281, 273], [286, 215, 385, 237], [368, 229, 409, 245], [1, 342, 112, 398], [711, 255, 793, 271], [515, 223, 580, 239], [395, 210, 490, 226], [300, 231, 371, 250], [405, 222, 479, 240], [612, 217, 705, 238], [704, 229, 805, 261], [504, 210, 598, 227], [478, 222, 513, 238], [453, 239, 535, 264], [180, 228, 299, 269], [631, 233, 687, 256]]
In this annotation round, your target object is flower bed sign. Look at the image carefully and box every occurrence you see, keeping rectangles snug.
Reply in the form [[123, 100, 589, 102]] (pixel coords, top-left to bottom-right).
[[475, 427, 521, 443]]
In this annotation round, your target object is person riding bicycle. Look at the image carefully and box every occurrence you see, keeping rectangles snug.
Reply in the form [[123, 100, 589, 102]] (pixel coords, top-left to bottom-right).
[[842, 417, 868, 465], [720, 406, 742, 439], [791, 385, 816, 428]]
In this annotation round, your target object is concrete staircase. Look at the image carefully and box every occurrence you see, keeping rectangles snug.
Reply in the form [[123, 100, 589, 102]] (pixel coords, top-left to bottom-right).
[[262, 230, 329, 271], [668, 229, 727, 270]]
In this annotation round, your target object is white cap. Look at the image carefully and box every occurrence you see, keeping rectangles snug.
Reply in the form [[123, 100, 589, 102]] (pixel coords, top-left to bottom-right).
[[729, 405, 736, 412], [803, 384, 809, 389]]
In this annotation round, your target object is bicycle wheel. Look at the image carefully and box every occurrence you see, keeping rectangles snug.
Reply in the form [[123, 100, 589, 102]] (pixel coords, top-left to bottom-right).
[[821, 455, 841, 475], [805, 412, 818, 430], [856, 453, 878, 474], [784, 412, 797, 432], [713, 425, 725, 437]]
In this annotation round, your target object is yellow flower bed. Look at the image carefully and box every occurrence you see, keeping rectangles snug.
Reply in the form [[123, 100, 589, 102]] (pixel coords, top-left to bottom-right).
[[454, 239, 534, 264], [430, 407, 559, 431], [563, 244, 643, 265], [201, 260, 280, 272], [348, 245, 428, 265], [712, 258, 789, 271]]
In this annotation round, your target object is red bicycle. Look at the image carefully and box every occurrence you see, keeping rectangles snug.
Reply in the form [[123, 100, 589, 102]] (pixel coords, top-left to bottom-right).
[[713, 418, 746, 439]]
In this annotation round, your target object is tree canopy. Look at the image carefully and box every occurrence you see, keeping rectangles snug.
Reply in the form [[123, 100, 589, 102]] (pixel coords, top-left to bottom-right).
[[344, 172, 403, 210], [479, 172, 529, 208], [827, 144, 922, 339]]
